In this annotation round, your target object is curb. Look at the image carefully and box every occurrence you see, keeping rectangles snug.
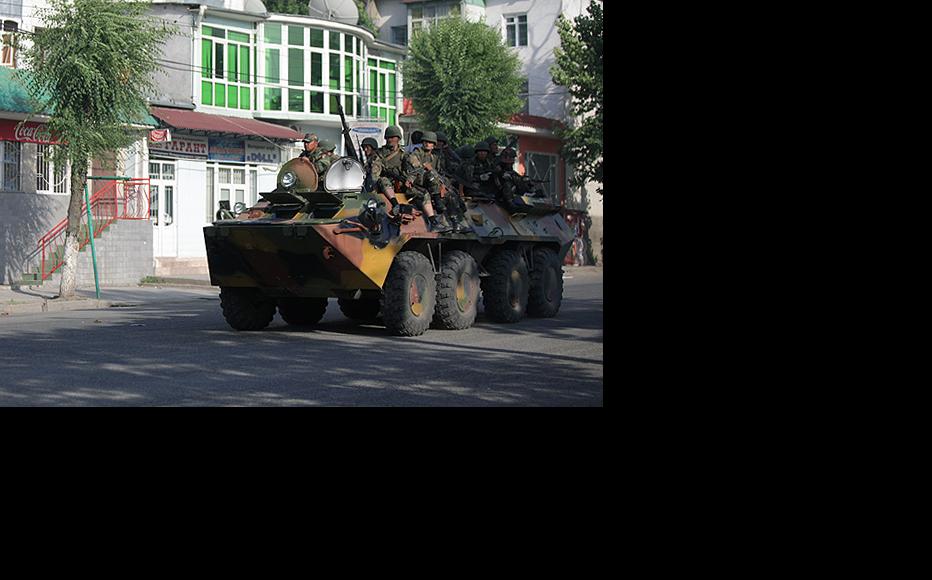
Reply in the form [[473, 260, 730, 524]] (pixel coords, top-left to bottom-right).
[[1, 298, 113, 317]]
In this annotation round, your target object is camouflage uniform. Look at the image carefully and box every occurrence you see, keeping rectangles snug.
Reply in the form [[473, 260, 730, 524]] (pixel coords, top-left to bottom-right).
[[402, 146, 441, 208], [491, 148, 534, 214], [371, 143, 405, 195], [312, 140, 337, 188]]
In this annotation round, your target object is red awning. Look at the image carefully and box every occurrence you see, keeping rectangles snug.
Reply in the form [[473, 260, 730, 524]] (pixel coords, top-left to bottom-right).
[[149, 107, 303, 141]]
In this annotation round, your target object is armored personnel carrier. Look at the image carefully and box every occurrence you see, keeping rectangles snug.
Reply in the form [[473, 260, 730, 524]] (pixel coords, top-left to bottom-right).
[[204, 153, 574, 336]]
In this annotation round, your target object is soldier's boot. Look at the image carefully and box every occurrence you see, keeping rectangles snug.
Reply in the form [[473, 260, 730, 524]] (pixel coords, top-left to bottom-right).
[[450, 212, 471, 233], [428, 214, 453, 234]]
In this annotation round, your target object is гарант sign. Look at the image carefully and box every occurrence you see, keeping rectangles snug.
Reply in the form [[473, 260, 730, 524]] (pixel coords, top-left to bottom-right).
[[208, 138, 245, 162]]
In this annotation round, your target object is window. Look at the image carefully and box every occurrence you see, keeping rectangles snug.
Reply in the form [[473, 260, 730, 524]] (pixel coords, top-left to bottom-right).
[[525, 152, 559, 203], [200, 25, 253, 111], [1, 20, 17, 68], [366, 58, 398, 125], [410, 3, 460, 37], [391, 26, 407, 46], [505, 15, 528, 47], [36, 144, 69, 194], [1, 141, 21, 191]]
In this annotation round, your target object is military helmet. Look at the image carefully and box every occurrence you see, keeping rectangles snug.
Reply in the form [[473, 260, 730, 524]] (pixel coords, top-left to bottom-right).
[[384, 125, 403, 139], [318, 139, 336, 152], [436, 131, 448, 143], [421, 131, 437, 144], [474, 141, 490, 152], [303, 133, 318, 143], [361, 137, 379, 149], [456, 144, 475, 159], [500, 147, 516, 160], [485, 136, 499, 145]]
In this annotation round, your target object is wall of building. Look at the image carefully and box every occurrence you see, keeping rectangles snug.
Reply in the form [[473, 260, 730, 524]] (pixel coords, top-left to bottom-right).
[[150, 3, 198, 108], [0, 189, 67, 284], [73, 218, 154, 286]]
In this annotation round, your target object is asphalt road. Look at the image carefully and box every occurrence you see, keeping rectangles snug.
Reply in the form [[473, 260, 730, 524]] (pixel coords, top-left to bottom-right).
[[0, 268, 603, 406]]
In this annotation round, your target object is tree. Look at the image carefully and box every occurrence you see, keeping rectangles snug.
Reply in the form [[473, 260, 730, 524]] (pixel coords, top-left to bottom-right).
[[264, 0, 309, 16], [551, 1, 603, 195], [17, 0, 173, 298], [402, 17, 524, 148]]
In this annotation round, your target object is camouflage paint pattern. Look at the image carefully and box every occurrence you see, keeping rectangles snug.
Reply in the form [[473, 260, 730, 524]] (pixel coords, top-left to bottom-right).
[[204, 156, 574, 297]]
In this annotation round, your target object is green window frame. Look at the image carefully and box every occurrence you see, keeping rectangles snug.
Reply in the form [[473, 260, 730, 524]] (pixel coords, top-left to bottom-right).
[[201, 25, 254, 111]]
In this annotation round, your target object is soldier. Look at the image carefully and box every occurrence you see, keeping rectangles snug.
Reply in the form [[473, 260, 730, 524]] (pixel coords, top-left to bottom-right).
[[313, 139, 337, 186], [435, 131, 462, 176], [298, 133, 319, 159], [361, 137, 380, 192], [405, 130, 423, 154], [485, 135, 501, 160], [466, 141, 497, 199], [370, 125, 406, 216], [431, 131, 470, 233], [402, 131, 454, 233], [491, 147, 534, 214]]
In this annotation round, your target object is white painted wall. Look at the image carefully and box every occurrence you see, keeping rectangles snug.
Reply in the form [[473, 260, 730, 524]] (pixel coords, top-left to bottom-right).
[[175, 159, 208, 258]]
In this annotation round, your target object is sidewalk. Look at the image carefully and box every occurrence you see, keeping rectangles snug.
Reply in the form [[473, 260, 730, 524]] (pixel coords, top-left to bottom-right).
[[0, 278, 219, 317]]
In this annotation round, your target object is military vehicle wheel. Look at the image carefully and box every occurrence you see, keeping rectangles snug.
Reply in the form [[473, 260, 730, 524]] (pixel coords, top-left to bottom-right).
[[433, 250, 479, 330], [220, 287, 276, 331], [382, 251, 436, 336], [278, 297, 328, 326], [338, 297, 381, 322], [528, 248, 563, 318], [481, 249, 529, 323]]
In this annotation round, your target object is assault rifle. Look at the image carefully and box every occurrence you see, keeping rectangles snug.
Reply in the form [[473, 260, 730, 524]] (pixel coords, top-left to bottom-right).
[[335, 100, 360, 163]]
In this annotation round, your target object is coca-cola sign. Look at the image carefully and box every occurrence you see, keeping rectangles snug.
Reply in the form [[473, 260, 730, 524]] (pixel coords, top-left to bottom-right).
[[0, 119, 61, 144]]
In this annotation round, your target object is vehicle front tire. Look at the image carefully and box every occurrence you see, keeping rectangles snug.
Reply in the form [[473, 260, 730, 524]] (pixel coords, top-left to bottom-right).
[[433, 250, 479, 330], [382, 251, 436, 336], [278, 297, 328, 326], [220, 287, 276, 331], [481, 249, 529, 323], [527, 247, 563, 318]]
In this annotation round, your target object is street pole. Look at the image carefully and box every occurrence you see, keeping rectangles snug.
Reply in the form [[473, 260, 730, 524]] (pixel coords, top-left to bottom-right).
[[83, 182, 100, 299]]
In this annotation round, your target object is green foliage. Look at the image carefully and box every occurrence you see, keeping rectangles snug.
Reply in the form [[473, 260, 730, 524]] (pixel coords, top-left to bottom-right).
[[17, 0, 175, 170], [402, 17, 523, 148], [551, 2, 603, 195], [264, 0, 309, 16], [355, 1, 378, 35]]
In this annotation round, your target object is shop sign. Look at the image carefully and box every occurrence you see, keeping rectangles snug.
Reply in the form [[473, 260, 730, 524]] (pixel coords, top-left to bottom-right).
[[208, 138, 245, 162], [245, 141, 280, 165], [0, 119, 60, 144], [149, 129, 172, 143], [149, 135, 208, 158], [349, 121, 386, 148]]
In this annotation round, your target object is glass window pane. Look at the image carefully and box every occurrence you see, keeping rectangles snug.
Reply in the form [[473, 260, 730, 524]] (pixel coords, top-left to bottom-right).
[[202, 39, 212, 77], [164, 186, 173, 224], [369, 69, 377, 100], [311, 52, 322, 86], [228, 85, 238, 108], [220, 188, 230, 201], [310, 28, 324, 48], [388, 73, 396, 105], [345, 95, 353, 116], [215, 43, 224, 79], [388, 110, 395, 126], [379, 73, 385, 102], [227, 44, 237, 81], [215, 83, 226, 106], [344, 35, 352, 52], [266, 48, 279, 83], [235, 189, 244, 203], [288, 25, 303, 46], [381, 60, 395, 71], [507, 25, 515, 46], [288, 48, 304, 86], [239, 45, 249, 83], [310, 91, 324, 113], [233, 169, 245, 184], [330, 94, 339, 115], [329, 31, 339, 50], [264, 87, 282, 110], [162, 164, 174, 180], [289, 88, 304, 112], [369, 105, 379, 118], [344, 56, 353, 91], [202, 81, 213, 105], [329, 52, 340, 90], [229, 31, 249, 43], [219, 168, 231, 184], [519, 21, 528, 46], [151, 185, 159, 224], [240, 87, 250, 110], [264, 23, 281, 44]]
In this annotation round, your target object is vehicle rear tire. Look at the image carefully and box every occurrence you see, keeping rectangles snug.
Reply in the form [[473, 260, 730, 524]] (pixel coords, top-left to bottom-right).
[[528, 247, 563, 318], [338, 297, 381, 322], [433, 250, 479, 330], [278, 297, 328, 326], [220, 287, 276, 331], [382, 251, 436, 336], [481, 249, 529, 323]]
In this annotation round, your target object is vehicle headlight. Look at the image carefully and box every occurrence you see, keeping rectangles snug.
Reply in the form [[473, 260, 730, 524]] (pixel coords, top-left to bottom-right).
[[281, 171, 297, 189]]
